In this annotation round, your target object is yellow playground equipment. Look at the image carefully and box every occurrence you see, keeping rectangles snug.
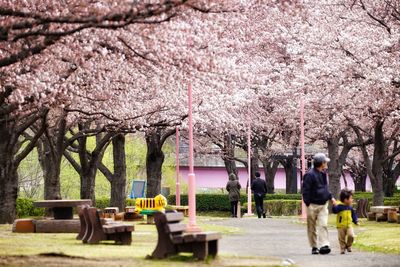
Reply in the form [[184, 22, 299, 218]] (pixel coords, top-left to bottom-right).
[[135, 194, 167, 215]]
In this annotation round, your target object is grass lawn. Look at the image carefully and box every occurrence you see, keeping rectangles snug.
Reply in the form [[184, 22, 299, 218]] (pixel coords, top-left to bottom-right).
[[0, 216, 280, 267], [327, 215, 400, 255]]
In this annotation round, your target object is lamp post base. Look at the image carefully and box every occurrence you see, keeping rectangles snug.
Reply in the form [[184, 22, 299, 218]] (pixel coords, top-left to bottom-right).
[[243, 213, 254, 217], [186, 224, 202, 233]]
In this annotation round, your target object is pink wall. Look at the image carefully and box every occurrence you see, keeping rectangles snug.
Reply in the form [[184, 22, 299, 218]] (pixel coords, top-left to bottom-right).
[[179, 166, 373, 191]]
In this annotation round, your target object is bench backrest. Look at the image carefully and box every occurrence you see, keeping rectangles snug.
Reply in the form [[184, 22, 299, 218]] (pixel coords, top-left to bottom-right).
[[154, 212, 185, 239], [77, 204, 90, 240], [87, 207, 102, 228]]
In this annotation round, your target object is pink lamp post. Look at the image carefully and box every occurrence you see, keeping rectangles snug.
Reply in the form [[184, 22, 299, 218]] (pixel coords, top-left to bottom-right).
[[300, 97, 307, 220], [244, 124, 253, 216], [175, 127, 181, 206], [186, 82, 201, 232]]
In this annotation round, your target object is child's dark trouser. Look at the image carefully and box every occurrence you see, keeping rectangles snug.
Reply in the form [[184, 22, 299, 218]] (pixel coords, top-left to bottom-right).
[[230, 201, 238, 217]]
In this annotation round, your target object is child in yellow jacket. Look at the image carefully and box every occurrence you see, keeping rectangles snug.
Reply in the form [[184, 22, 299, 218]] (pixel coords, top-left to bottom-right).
[[332, 189, 358, 254]]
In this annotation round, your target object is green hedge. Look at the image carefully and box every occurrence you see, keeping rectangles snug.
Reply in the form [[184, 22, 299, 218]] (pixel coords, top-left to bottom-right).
[[167, 194, 302, 212], [16, 198, 137, 218], [16, 198, 45, 218], [242, 200, 302, 216], [90, 197, 136, 210]]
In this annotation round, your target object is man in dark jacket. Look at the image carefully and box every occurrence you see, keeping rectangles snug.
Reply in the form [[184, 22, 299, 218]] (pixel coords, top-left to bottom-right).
[[226, 173, 241, 218], [251, 171, 267, 218], [302, 153, 336, 255]]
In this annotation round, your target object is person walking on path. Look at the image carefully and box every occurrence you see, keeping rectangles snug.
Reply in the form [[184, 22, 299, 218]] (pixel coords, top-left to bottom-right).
[[226, 173, 241, 218], [251, 171, 268, 218], [332, 189, 358, 254], [302, 153, 336, 255]]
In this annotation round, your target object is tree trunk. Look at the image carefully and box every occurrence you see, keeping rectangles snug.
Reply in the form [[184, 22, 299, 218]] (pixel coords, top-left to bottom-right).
[[262, 160, 279, 194], [146, 130, 165, 198], [327, 138, 342, 199], [222, 134, 238, 176], [354, 174, 367, 192], [37, 139, 62, 200], [0, 136, 18, 223], [383, 160, 400, 197], [36, 113, 66, 200], [371, 122, 385, 205], [282, 157, 297, 194], [110, 134, 127, 210], [0, 110, 47, 223], [77, 132, 105, 204], [327, 136, 353, 199]]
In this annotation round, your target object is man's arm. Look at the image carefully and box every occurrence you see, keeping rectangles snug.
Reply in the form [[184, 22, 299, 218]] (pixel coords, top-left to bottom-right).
[[263, 180, 268, 193], [226, 183, 230, 192], [302, 174, 312, 206]]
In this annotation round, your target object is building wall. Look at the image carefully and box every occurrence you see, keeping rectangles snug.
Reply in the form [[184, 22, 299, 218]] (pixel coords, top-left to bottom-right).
[[179, 166, 373, 192]]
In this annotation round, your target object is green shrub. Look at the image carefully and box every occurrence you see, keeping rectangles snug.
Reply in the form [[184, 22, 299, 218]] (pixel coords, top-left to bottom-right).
[[384, 199, 400, 206], [242, 200, 302, 216], [94, 198, 136, 210], [95, 197, 110, 210], [16, 198, 45, 218]]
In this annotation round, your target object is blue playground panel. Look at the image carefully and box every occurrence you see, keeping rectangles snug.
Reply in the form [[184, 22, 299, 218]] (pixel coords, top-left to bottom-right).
[[129, 180, 146, 199]]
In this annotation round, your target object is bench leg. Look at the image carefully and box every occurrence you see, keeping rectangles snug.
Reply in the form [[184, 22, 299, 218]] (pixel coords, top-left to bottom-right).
[[88, 230, 106, 244], [152, 237, 176, 259], [76, 218, 87, 240], [193, 242, 208, 260], [115, 232, 132, 245], [208, 240, 218, 258]]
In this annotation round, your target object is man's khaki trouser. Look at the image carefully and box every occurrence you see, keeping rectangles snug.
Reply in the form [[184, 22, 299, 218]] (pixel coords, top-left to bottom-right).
[[307, 203, 329, 248], [337, 227, 354, 251]]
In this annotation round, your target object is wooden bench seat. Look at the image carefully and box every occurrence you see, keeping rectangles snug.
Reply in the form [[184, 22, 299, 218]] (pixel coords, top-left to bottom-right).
[[151, 212, 221, 260], [77, 206, 133, 245]]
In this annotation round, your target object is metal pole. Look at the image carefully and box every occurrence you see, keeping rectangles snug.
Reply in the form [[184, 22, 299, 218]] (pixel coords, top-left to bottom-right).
[[187, 82, 200, 232], [175, 127, 181, 206], [245, 124, 253, 216], [300, 97, 307, 220]]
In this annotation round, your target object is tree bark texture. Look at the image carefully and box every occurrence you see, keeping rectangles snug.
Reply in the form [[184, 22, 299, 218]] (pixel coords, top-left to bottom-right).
[[261, 160, 279, 194]]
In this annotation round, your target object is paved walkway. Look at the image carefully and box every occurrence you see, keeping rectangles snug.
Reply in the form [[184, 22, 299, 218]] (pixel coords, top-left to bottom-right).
[[211, 217, 400, 267]]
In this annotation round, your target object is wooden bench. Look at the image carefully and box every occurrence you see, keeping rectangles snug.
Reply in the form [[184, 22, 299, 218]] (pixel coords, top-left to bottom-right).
[[78, 206, 133, 245], [151, 212, 221, 260], [369, 206, 399, 222]]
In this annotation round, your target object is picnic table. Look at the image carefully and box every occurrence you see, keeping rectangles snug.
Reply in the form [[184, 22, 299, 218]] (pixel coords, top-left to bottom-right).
[[34, 199, 92, 220]]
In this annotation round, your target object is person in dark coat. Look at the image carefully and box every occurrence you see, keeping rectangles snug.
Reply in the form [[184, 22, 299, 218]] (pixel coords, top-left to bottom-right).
[[251, 171, 267, 218], [226, 173, 241, 218], [302, 153, 337, 255]]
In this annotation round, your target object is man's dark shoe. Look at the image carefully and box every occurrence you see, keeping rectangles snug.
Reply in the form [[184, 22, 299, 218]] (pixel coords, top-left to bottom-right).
[[262, 213, 266, 218], [319, 246, 331, 255], [311, 247, 319, 254]]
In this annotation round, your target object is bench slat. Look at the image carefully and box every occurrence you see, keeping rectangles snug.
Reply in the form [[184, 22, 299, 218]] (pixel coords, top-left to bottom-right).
[[193, 232, 221, 242], [165, 212, 184, 223], [165, 223, 187, 234]]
